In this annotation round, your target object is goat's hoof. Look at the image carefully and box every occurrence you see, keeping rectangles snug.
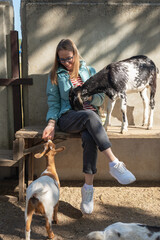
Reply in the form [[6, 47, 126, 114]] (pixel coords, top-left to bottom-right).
[[142, 123, 148, 127], [121, 129, 128, 134], [48, 232, 55, 240], [52, 220, 58, 224], [104, 126, 108, 131], [104, 124, 111, 131], [49, 236, 61, 240], [147, 126, 152, 130]]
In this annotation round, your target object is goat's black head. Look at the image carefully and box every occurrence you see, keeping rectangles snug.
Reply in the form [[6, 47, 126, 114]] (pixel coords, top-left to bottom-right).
[[69, 87, 84, 111]]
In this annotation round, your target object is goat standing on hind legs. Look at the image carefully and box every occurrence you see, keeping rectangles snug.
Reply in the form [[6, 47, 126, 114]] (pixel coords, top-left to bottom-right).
[[69, 55, 158, 134], [25, 140, 65, 240]]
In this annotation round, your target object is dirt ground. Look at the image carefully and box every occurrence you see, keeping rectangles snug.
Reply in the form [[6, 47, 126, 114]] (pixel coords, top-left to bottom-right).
[[0, 180, 160, 240]]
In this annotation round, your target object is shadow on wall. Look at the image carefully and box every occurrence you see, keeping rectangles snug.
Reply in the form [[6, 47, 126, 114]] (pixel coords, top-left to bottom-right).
[[23, 3, 160, 72], [102, 97, 135, 126], [111, 99, 135, 126], [23, 74, 48, 126]]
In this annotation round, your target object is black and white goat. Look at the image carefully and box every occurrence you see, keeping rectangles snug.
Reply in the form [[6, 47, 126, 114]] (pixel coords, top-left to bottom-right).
[[69, 55, 158, 133], [87, 222, 160, 240]]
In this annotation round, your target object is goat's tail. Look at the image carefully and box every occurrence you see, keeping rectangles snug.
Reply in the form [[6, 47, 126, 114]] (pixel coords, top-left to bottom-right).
[[25, 189, 47, 222], [29, 195, 39, 207], [26, 187, 47, 210], [28, 187, 48, 207], [87, 231, 104, 240], [25, 196, 39, 223]]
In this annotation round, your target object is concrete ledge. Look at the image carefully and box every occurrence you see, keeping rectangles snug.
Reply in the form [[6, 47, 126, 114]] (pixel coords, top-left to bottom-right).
[[19, 125, 160, 182], [106, 126, 160, 138], [15, 125, 160, 139]]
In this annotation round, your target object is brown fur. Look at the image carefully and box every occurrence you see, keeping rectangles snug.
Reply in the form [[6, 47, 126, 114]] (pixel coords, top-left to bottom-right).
[[25, 141, 65, 240]]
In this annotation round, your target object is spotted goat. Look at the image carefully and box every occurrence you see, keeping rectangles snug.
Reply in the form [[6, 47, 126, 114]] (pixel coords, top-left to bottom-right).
[[69, 55, 158, 133], [87, 222, 160, 240]]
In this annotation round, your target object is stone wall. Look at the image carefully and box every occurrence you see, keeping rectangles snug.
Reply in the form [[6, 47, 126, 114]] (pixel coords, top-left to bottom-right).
[[0, 0, 14, 179], [0, 0, 14, 149]]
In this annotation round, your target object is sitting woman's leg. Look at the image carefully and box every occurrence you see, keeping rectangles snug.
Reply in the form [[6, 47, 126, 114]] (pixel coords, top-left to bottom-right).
[[58, 109, 136, 214], [58, 110, 135, 184]]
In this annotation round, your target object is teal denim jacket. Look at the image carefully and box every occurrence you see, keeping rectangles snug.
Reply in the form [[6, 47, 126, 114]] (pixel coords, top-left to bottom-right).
[[46, 60, 105, 122]]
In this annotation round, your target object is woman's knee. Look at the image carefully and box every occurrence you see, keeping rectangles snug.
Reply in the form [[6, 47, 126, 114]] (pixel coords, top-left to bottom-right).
[[85, 110, 100, 120]]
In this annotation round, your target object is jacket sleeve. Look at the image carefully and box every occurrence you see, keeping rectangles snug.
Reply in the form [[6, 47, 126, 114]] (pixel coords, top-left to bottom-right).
[[87, 66, 105, 107], [46, 75, 61, 122]]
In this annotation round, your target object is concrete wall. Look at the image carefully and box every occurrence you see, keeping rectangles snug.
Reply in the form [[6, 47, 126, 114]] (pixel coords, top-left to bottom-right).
[[0, 0, 14, 179], [0, 0, 14, 149], [21, 0, 160, 181]]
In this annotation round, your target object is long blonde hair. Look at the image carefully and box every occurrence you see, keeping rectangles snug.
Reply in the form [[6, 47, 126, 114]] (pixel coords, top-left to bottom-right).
[[51, 39, 80, 85]]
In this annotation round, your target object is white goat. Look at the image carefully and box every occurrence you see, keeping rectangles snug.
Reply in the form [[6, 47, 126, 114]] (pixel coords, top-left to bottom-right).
[[87, 222, 160, 240], [25, 140, 65, 240]]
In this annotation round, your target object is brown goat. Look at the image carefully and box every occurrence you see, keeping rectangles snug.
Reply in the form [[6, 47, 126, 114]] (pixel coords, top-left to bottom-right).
[[25, 140, 65, 240]]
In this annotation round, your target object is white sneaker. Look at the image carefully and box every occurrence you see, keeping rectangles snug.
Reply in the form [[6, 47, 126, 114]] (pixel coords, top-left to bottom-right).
[[109, 161, 136, 185], [80, 186, 94, 214]]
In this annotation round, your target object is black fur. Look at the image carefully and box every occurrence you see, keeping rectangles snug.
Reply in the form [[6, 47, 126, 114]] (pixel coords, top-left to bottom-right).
[[69, 55, 158, 111]]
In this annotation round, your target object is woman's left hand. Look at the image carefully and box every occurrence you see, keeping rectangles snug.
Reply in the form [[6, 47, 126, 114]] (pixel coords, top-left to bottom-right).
[[88, 96, 93, 102]]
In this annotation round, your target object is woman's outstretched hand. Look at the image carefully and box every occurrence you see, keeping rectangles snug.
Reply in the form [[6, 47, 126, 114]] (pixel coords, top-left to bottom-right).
[[42, 125, 55, 141]]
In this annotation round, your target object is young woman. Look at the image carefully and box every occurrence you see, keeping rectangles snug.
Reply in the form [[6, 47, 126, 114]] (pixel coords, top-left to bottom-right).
[[42, 39, 136, 214]]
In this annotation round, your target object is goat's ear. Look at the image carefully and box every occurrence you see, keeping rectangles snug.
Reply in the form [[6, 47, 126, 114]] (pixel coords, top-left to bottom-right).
[[55, 146, 65, 153], [34, 144, 49, 158], [34, 152, 44, 158]]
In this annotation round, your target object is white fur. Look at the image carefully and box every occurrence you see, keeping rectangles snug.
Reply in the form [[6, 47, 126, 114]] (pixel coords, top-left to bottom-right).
[[25, 175, 59, 224], [25, 230, 30, 240], [87, 222, 160, 240]]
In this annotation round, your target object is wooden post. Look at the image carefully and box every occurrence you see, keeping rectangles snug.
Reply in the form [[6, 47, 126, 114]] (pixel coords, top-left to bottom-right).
[[18, 138, 25, 202], [13, 137, 25, 201], [10, 30, 22, 133], [27, 139, 34, 186], [10, 31, 20, 78], [0, 31, 33, 201]]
